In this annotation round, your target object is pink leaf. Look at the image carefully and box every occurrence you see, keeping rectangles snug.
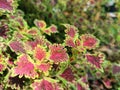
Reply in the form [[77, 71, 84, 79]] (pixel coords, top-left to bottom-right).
[[44, 28, 51, 35], [86, 53, 104, 69], [0, 0, 13, 11], [49, 44, 69, 63], [75, 39, 81, 46], [14, 54, 37, 78], [49, 25, 58, 33], [0, 63, 4, 72], [44, 25, 58, 35], [26, 36, 49, 50], [75, 39, 86, 52], [102, 79, 112, 89], [77, 83, 85, 90], [34, 19, 46, 29], [32, 79, 54, 90], [65, 37, 76, 47], [14, 32, 24, 39], [65, 25, 78, 38], [34, 46, 46, 61], [37, 63, 50, 72], [81, 75, 88, 83], [27, 27, 38, 36], [9, 40, 25, 53], [80, 34, 99, 49], [60, 68, 74, 82], [26, 40, 38, 50]]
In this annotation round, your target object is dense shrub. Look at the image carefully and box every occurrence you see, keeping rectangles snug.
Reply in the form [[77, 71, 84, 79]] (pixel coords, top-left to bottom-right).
[[0, 0, 120, 90]]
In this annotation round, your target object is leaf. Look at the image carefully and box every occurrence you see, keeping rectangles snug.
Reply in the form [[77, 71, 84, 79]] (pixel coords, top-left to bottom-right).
[[14, 54, 37, 78], [39, 24, 58, 35], [80, 34, 99, 50], [77, 83, 86, 90], [0, 63, 4, 73], [34, 45, 46, 61], [15, 16, 28, 29], [9, 40, 26, 53], [44, 28, 51, 35], [85, 53, 104, 69], [49, 44, 69, 63], [65, 37, 76, 47], [0, 0, 13, 11], [0, 25, 9, 38], [102, 79, 112, 89], [32, 79, 55, 90], [34, 19, 46, 30], [49, 24, 58, 33], [64, 24, 78, 39], [27, 27, 39, 36], [37, 63, 50, 72], [112, 64, 120, 75], [60, 68, 74, 82]]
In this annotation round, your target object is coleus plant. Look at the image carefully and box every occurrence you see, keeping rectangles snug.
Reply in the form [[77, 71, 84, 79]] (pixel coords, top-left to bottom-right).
[[0, 0, 18, 16], [0, 1, 120, 90], [0, 0, 14, 12], [0, 16, 105, 90]]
